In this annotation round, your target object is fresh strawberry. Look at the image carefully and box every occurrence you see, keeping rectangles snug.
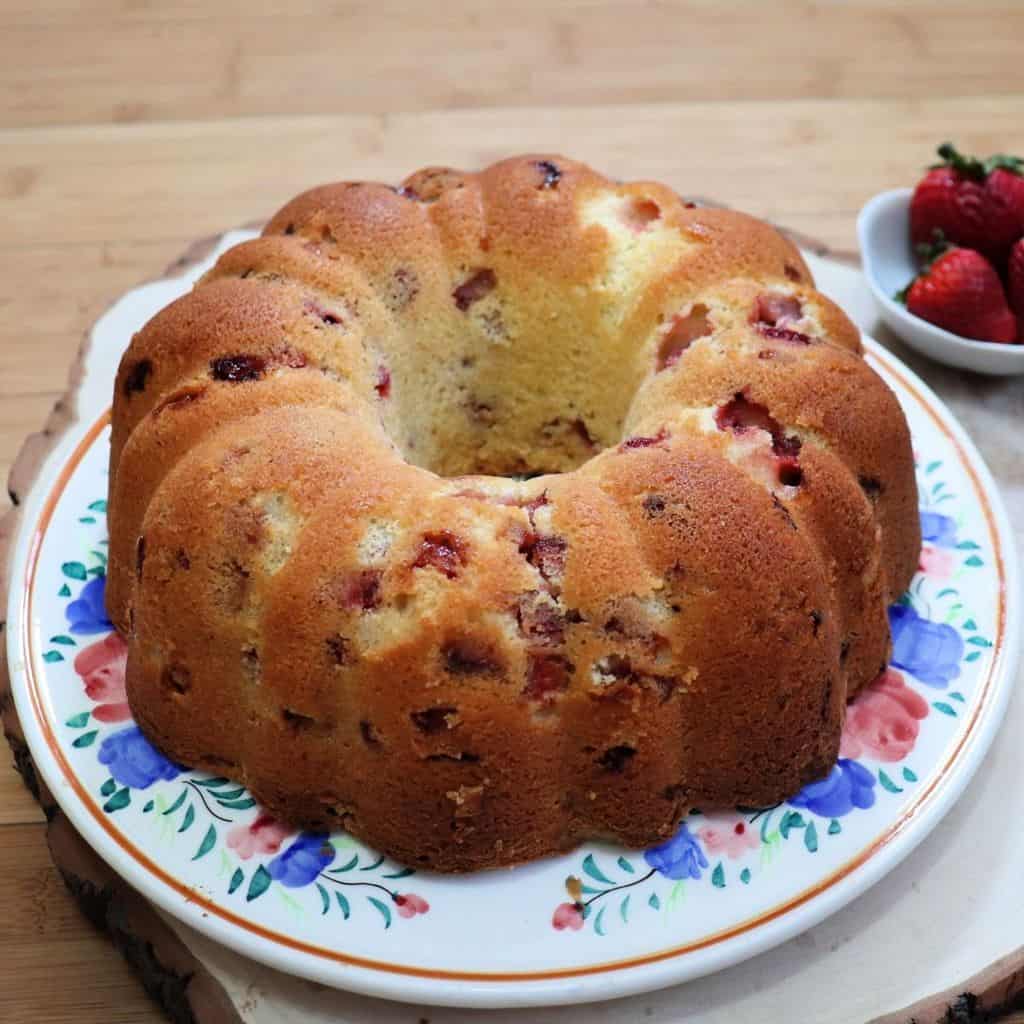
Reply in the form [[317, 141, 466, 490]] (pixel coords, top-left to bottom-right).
[[985, 157, 1024, 242], [902, 245, 1017, 344], [1008, 238, 1024, 320], [909, 144, 1021, 261]]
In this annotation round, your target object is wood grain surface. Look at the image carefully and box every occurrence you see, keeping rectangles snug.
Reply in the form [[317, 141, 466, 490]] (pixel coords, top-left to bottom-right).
[[1, 3, 1022, 1021]]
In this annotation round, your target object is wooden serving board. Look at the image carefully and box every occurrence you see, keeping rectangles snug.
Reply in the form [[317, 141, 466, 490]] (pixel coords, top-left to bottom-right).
[[2, 229, 1022, 1024]]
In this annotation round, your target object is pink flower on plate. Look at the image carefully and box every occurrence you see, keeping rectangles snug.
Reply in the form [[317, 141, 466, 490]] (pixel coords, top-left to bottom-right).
[[226, 813, 293, 860], [918, 545, 955, 579], [696, 814, 760, 859], [73, 632, 131, 723], [840, 669, 929, 763], [394, 893, 429, 918], [552, 902, 584, 931]]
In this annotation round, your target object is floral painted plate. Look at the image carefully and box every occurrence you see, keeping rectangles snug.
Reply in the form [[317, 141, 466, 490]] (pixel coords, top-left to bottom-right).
[[7, 315, 1018, 1007]]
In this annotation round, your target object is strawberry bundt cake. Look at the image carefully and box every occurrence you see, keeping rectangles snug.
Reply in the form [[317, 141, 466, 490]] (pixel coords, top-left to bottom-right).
[[106, 156, 920, 872]]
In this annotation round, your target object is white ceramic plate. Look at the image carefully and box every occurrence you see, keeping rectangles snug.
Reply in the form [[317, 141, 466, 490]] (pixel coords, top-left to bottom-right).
[[858, 189, 1024, 375], [7, 239, 1018, 1007]]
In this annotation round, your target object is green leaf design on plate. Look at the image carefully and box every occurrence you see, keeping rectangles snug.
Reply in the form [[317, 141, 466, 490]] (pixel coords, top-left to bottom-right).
[[950, 691, 965, 702], [79, 516, 96, 525], [61, 561, 87, 581], [58, 583, 71, 597], [88, 500, 108, 512], [617, 855, 635, 874], [331, 853, 359, 874], [967, 636, 992, 647], [142, 800, 154, 813], [828, 818, 841, 835], [368, 896, 392, 929], [316, 883, 330, 915], [335, 892, 351, 919], [193, 825, 217, 861], [86, 566, 105, 577], [100, 777, 116, 797], [740, 868, 751, 884], [779, 810, 804, 839], [620, 893, 631, 922], [579, 884, 602, 895], [961, 619, 977, 631], [935, 494, 955, 504], [936, 588, 957, 599], [65, 711, 90, 728], [933, 702, 956, 717], [72, 730, 98, 748], [381, 866, 414, 880], [582, 853, 615, 885], [191, 777, 230, 788], [648, 892, 660, 911], [955, 541, 980, 551], [90, 549, 107, 565], [178, 803, 196, 833], [594, 906, 607, 936], [359, 854, 385, 872], [804, 820, 819, 852], [902, 766, 918, 783], [210, 787, 246, 801], [711, 862, 725, 888], [924, 460, 942, 474], [163, 789, 187, 816], [43, 651, 64, 663], [50, 635, 76, 646], [217, 798, 256, 811], [965, 651, 982, 663], [247, 865, 271, 902], [963, 555, 984, 567], [103, 787, 131, 812], [228, 868, 244, 895], [878, 770, 903, 794]]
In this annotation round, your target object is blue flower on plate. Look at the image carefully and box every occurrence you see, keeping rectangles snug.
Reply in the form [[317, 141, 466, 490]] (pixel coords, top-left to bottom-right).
[[920, 511, 957, 548], [97, 726, 180, 789], [789, 759, 876, 817], [888, 603, 963, 688], [267, 833, 336, 887], [66, 575, 113, 634], [643, 822, 708, 880]]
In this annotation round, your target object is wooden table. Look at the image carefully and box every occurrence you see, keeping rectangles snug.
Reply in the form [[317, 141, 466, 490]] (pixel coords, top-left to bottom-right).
[[1, 4, 1021, 1021]]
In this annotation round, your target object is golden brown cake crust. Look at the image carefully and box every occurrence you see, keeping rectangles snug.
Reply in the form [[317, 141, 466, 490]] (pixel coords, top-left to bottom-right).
[[107, 155, 920, 872]]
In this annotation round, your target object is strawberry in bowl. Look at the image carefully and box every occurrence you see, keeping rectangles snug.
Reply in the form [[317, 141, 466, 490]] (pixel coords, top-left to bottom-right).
[[899, 241, 1016, 344], [859, 143, 1024, 375]]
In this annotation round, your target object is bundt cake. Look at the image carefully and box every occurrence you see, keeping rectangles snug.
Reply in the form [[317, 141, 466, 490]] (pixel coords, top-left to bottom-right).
[[106, 155, 920, 872]]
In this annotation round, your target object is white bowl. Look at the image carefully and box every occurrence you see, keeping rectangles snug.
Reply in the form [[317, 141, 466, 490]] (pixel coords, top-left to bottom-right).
[[857, 189, 1024, 376]]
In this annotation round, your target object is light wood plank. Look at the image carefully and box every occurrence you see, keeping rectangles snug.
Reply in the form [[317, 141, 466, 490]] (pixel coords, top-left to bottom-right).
[[2, 2, 1023, 128], [1, 96, 1022, 258], [0, 240, 192, 393], [0, 823, 161, 1023]]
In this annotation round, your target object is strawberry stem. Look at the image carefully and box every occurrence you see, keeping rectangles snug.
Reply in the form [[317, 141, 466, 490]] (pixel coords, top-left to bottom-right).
[[915, 229, 953, 271], [931, 142, 986, 181]]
